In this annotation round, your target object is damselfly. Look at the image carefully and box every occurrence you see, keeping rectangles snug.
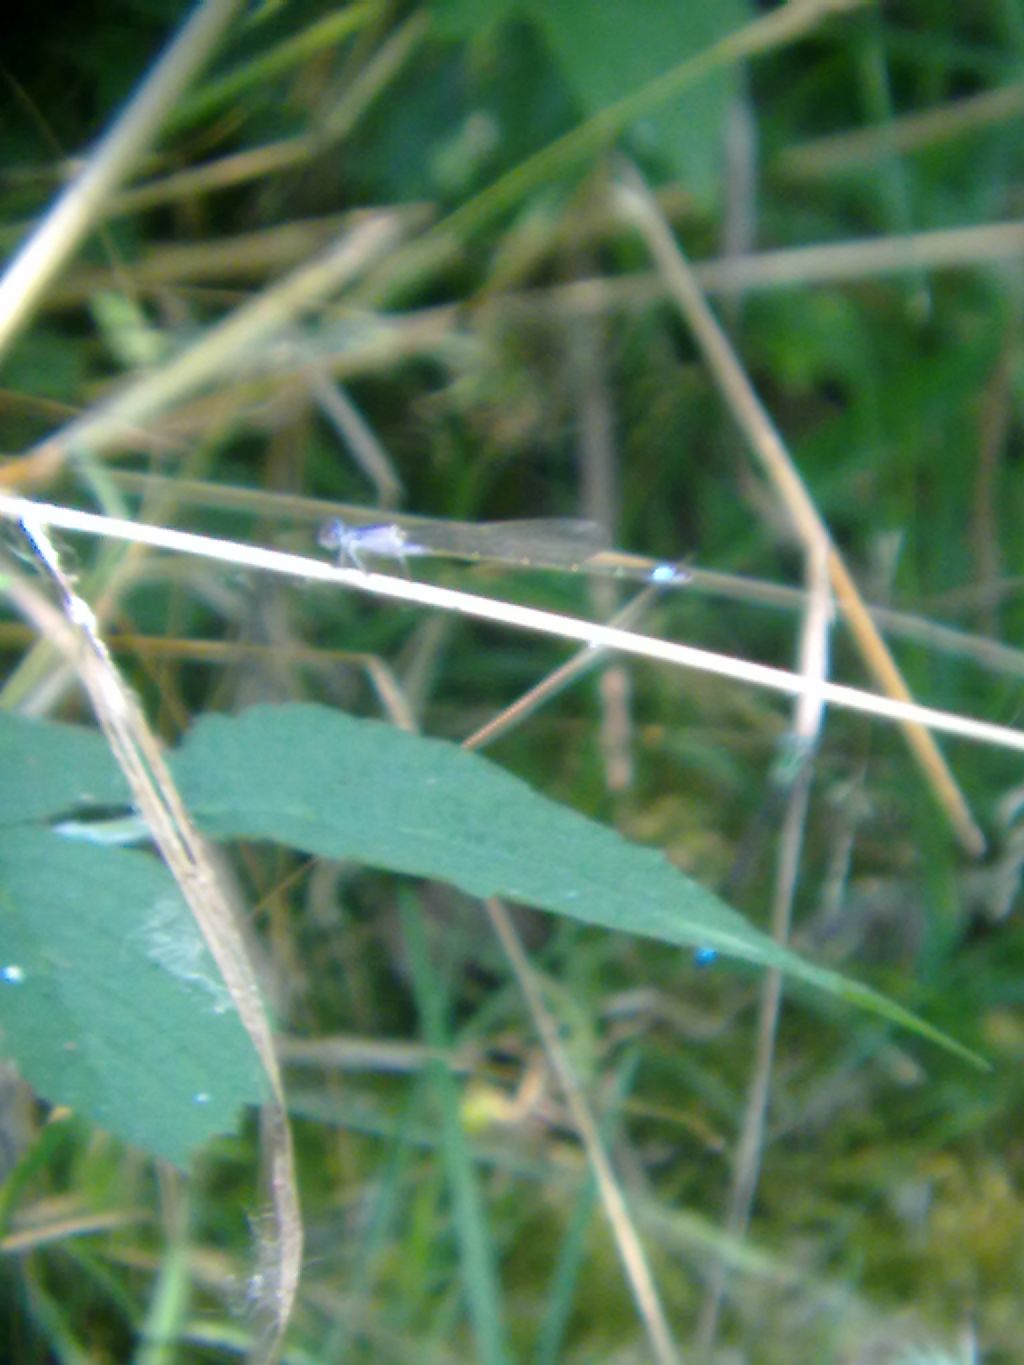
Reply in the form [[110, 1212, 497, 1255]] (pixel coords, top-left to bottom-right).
[[318, 516, 690, 587], [96, 472, 690, 588]]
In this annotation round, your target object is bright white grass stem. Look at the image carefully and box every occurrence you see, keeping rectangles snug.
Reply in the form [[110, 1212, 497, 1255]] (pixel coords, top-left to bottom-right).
[[3, 493, 1024, 757]]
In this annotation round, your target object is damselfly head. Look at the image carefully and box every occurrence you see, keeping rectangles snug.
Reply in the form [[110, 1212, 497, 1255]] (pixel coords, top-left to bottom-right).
[[317, 518, 347, 551]]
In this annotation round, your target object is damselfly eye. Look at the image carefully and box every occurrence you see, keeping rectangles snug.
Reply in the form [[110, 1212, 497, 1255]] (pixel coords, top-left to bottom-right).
[[317, 520, 345, 550]]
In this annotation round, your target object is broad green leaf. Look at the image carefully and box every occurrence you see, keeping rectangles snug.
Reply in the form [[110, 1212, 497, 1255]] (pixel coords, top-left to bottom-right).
[[172, 704, 980, 1064], [0, 707, 982, 1069], [523, 0, 752, 197], [0, 829, 267, 1167], [431, 0, 520, 40], [432, 0, 752, 196], [0, 711, 129, 826]]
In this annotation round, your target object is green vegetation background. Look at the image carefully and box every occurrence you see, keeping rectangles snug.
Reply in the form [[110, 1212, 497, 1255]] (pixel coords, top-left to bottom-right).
[[2, 1, 1024, 1360]]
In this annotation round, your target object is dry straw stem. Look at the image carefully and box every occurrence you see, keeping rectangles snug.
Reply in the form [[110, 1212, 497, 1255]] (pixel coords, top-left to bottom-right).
[[16, 212, 405, 482], [484, 894, 683, 1365], [0, 9, 428, 259], [1, 1210, 145, 1256], [30, 215, 1024, 486], [0, 8, 424, 273], [0, 0, 248, 360], [7, 518, 301, 1361], [778, 81, 1024, 178], [111, 11, 430, 219], [520, 218, 1024, 313], [468, 598, 687, 1363], [613, 164, 986, 858], [38, 216, 1024, 329], [40, 216, 363, 308], [463, 592, 684, 1363], [698, 545, 833, 1352], [463, 589, 661, 750], [4, 494, 1024, 760]]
